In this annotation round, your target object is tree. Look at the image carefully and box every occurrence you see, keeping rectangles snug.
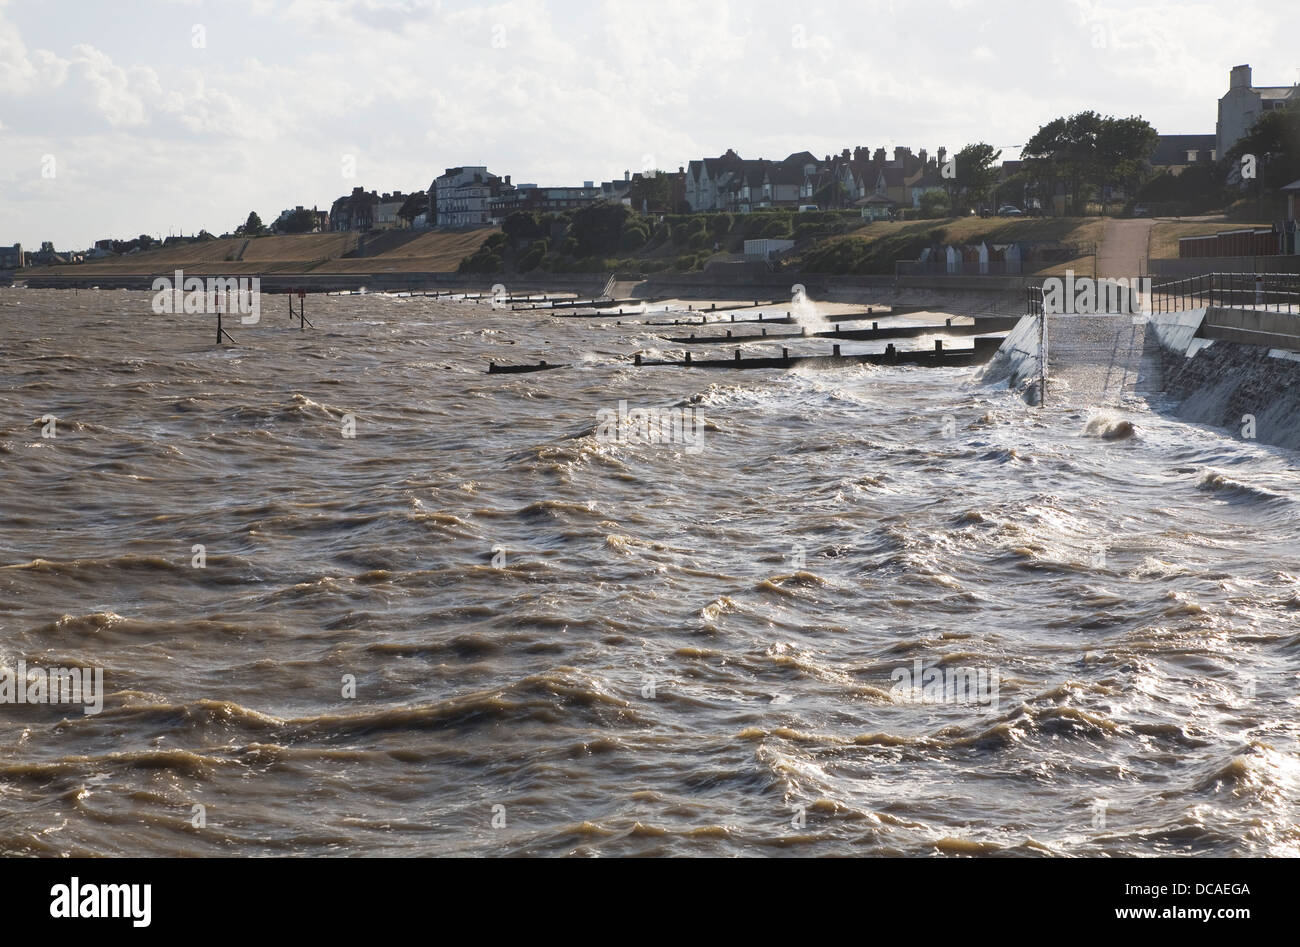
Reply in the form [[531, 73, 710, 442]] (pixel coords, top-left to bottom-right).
[[1023, 112, 1157, 215], [628, 172, 671, 213], [1136, 165, 1224, 213], [570, 202, 630, 256], [503, 212, 545, 244], [1096, 116, 1159, 211], [813, 180, 849, 209], [952, 143, 1002, 211], [1023, 113, 1101, 215], [918, 188, 951, 219], [240, 212, 265, 236], [398, 192, 428, 226], [276, 208, 318, 234]]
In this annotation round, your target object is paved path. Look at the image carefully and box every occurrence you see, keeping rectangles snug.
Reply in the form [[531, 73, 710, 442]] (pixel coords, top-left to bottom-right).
[[1096, 218, 1155, 279]]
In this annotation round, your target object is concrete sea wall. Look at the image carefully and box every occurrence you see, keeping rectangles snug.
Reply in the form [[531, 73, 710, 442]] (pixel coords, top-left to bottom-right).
[[1151, 308, 1300, 450], [983, 303, 1300, 449]]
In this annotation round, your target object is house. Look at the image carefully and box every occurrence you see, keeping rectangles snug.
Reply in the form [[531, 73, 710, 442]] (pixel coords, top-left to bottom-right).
[[856, 193, 897, 221], [768, 162, 804, 206], [330, 188, 380, 231], [686, 146, 937, 212], [374, 192, 409, 230], [685, 150, 745, 211], [1150, 135, 1218, 174], [601, 172, 634, 204], [874, 166, 910, 205], [434, 167, 512, 228], [908, 167, 946, 208], [1217, 64, 1298, 159], [0, 244, 22, 269]]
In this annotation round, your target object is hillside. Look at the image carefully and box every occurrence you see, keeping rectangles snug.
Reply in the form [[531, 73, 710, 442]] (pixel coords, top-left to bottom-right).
[[798, 216, 1105, 277], [37, 230, 494, 277]]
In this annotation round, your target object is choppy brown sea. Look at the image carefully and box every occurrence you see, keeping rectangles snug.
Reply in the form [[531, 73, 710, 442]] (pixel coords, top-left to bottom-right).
[[1, 287, 1298, 856]]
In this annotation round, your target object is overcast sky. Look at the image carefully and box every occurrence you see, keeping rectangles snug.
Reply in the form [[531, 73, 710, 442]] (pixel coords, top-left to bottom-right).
[[1, 0, 1295, 248]]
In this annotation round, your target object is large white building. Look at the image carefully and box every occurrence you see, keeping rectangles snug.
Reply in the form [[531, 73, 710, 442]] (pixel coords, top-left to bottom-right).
[[433, 167, 511, 228], [1217, 64, 1298, 159]]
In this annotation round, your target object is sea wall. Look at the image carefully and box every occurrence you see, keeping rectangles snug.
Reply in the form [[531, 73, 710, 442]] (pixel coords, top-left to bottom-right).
[[1159, 339, 1300, 450], [981, 313, 1042, 391]]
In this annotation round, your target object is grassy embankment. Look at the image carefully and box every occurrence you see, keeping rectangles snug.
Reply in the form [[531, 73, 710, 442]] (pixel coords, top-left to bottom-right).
[[40, 231, 495, 276], [798, 217, 1105, 277]]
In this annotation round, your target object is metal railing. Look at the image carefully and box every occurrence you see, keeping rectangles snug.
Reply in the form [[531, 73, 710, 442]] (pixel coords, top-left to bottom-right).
[[1149, 272, 1300, 314]]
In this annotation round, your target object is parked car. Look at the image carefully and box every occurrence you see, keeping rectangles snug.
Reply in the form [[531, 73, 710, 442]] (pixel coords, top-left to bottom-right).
[[1131, 204, 1149, 218], [997, 205, 1023, 216], [797, 204, 819, 213]]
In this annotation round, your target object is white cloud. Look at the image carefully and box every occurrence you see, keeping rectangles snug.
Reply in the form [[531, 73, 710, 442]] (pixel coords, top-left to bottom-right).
[[2, 0, 1297, 248]]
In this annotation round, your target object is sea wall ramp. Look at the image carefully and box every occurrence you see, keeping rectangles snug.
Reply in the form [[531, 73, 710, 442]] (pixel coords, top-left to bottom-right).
[[981, 314, 1043, 390]]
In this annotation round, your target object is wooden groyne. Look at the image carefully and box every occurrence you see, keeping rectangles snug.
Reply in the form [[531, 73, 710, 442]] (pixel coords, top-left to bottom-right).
[[633, 337, 1004, 371], [513, 297, 666, 312], [546, 299, 781, 318], [660, 316, 1021, 345], [635, 305, 941, 327], [487, 360, 568, 375]]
